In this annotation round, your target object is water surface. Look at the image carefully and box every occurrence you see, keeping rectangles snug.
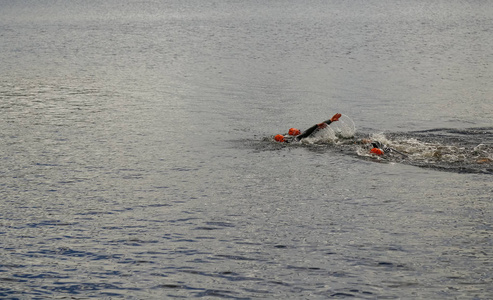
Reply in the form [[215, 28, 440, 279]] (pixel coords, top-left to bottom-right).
[[1, 0, 492, 299]]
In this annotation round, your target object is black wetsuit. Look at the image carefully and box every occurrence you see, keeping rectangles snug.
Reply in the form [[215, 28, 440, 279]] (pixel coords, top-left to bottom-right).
[[295, 118, 335, 141]]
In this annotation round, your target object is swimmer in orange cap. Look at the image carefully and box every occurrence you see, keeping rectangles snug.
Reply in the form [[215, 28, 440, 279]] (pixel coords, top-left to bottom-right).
[[369, 142, 389, 156], [369, 141, 408, 157], [370, 147, 385, 156], [274, 134, 286, 142], [274, 113, 342, 143], [288, 128, 301, 136]]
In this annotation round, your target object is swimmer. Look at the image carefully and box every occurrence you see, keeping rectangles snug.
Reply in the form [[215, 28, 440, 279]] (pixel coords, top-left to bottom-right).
[[274, 113, 342, 143], [369, 141, 390, 156], [369, 141, 408, 157]]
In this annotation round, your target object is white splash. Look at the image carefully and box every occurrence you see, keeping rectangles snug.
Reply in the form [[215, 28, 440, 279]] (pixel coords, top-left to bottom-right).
[[329, 114, 356, 138]]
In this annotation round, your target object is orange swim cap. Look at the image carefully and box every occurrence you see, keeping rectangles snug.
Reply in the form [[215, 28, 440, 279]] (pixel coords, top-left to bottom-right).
[[274, 134, 285, 142], [288, 128, 301, 136], [370, 148, 384, 155]]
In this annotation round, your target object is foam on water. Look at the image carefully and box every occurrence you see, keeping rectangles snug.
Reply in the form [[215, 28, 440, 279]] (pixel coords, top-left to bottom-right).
[[368, 132, 492, 163], [358, 130, 493, 173]]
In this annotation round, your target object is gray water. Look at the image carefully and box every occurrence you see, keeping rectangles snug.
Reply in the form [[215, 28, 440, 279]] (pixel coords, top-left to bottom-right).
[[1, 0, 492, 299]]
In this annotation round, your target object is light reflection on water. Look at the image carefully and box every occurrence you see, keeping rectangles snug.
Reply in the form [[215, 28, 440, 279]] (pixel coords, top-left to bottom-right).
[[1, 0, 492, 298]]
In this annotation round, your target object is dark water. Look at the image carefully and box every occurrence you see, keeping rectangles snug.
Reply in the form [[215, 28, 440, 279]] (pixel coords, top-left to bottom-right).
[[1, 0, 492, 299]]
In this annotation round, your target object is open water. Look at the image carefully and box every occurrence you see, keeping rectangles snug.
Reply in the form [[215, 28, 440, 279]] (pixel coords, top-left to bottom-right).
[[1, 0, 492, 299]]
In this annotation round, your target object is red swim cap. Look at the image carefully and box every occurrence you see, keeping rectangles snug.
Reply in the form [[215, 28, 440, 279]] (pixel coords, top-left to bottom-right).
[[288, 128, 301, 136], [370, 148, 384, 155], [274, 134, 285, 142]]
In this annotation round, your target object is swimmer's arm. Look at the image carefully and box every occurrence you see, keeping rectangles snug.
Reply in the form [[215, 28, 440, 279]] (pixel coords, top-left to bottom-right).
[[295, 122, 328, 140], [296, 113, 341, 141]]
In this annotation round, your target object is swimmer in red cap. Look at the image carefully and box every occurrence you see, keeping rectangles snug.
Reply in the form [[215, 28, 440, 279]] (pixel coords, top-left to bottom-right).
[[369, 142, 389, 156], [369, 141, 408, 157], [274, 113, 342, 143]]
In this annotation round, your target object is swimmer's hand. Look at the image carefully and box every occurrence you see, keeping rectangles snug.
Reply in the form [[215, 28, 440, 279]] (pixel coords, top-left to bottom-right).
[[330, 113, 342, 122]]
